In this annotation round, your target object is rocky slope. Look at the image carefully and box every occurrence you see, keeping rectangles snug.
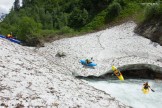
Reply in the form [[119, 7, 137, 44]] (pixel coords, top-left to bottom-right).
[[135, 19, 162, 45]]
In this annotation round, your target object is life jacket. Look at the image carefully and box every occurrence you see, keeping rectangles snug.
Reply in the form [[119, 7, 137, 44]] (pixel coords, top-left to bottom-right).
[[114, 70, 120, 76], [7, 34, 13, 38], [143, 83, 150, 89], [86, 59, 91, 64]]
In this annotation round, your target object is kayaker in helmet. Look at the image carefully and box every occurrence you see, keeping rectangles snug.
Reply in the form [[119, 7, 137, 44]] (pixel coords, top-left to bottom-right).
[[114, 69, 120, 76], [85, 57, 93, 64], [6, 33, 13, 38], [143, 82, 150, 89]]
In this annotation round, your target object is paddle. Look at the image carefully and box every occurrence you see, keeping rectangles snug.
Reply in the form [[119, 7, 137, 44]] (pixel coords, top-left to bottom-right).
[[149, 86, 155, 92], [91, 57, 94, 61]]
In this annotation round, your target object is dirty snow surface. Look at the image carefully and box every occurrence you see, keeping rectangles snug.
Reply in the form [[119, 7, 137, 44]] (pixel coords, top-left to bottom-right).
[[38, 21, 162, 77], [0, 21, 162, 108], [0, 41, 127, 108]]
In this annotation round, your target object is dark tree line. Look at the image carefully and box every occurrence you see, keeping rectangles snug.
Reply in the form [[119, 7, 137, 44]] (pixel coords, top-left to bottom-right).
[[0, 0, 131, 45]]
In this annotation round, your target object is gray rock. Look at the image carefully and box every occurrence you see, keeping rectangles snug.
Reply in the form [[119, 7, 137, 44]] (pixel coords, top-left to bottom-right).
[[56, 50, 66, 57]]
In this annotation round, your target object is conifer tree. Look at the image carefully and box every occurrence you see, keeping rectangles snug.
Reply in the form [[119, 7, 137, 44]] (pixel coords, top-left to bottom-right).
[[14, 0, 20, 11]]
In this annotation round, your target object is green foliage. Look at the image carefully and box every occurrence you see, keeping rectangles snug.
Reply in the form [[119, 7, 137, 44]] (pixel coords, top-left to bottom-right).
[[81, 10, 107, 31], [126, 0, 157, 3], [0, 23, 11, 35], [53, 11, 68, 29], [16, 16, 42, 41], [114, 0, 127, 7], [144, 4, 160, 21], [0, 0, 148, 46], [14, 0, 20, 11], [159, 4, 162, 15], [117, 2, 143, 22], [79, 0, 114, 17], [106, 2, 122, 22], [109, 2, 122, 17], [41, 11, 53, 29], [69, 8, 88, 28], [59, 26, 75, 34]]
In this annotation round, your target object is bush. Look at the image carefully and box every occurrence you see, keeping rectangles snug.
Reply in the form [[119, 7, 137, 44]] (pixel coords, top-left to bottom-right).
[[59, 26, 74, 34], [69, 8, 89, 28], [106, 2, 122, 22], [16, 16, 42, 41], [23, 34, 43, 46], [144, 5, 160, 21], [114, 0, 127, 7], [159, 5, 162, 14], [81, 10, 107, 31], [109, 2, 122, 17]]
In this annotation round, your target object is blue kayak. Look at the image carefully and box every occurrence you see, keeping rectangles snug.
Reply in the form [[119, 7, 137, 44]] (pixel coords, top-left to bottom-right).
[[0, 35, 21, 44], [7, 38, 21, 44], [0, 35, 5, 38], [80, 59, 97, 67]]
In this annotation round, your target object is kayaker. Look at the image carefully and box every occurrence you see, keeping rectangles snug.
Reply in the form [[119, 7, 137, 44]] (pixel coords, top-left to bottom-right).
[[114, 69, 120, 76], [85, 59, 91, 64], [6, 33, 13, 38], [143, 82, 150, 90], [85, 58, 92, 64]]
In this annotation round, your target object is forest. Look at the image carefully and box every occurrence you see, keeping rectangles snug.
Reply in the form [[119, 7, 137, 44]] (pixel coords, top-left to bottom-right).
[[0, 0, 161, 46]]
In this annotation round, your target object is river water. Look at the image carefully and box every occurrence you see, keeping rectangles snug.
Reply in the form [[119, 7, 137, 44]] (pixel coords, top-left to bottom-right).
[[87, 79, 162, 108]]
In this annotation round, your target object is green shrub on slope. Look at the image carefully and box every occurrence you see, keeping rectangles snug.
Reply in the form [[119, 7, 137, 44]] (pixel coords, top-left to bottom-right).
[[144, 4, 160, 21]]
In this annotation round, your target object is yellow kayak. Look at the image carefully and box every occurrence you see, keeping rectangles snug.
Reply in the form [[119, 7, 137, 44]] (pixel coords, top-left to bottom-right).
[[142, 88, 149, 94], [112, 66, 124, 81]]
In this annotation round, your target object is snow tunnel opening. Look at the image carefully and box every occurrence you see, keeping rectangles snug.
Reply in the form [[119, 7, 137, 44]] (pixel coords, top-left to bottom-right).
[[121, 69, 162, 79], [75, 64, 162, 81], [99, 64, 162, 80]]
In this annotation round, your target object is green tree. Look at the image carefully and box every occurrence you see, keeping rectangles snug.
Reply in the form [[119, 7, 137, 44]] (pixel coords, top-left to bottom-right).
[[114, 0, 127, 7], [44, 11, 53, 29], [16, 16, 42, 41], [144, 5, 160, 21], [22, 0, 27, 6], [69, 8, 88, 28], [14, 0, 20, 11], [109, 2, 122, 17], [106, 1, 122, 22]]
